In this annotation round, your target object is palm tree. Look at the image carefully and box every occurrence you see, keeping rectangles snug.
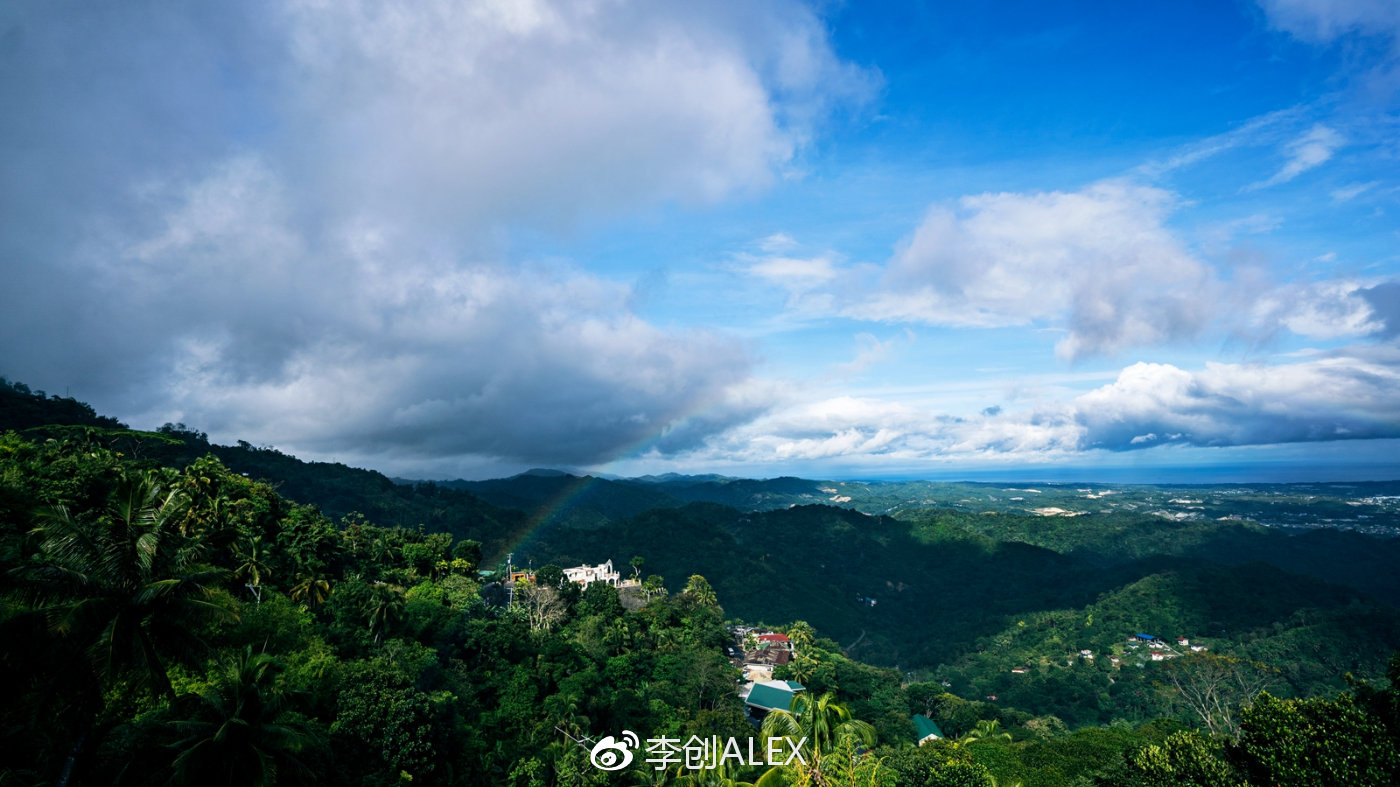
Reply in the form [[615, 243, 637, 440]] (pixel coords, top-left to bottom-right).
[[21, 471, 235, 699], [172, 459, 241, 550], [672, 757, 756, 786], [761, 691, 876, 766], [642, 574, 667, 601], [788, 652, 822, 685], [233, 535, 272, 604], [683, 574, 718, 607], [958, 720, 1012, 745], [365, 582, 405, 644], [785, 621, 816, 651], [288, 573, 330, 610], [167, 647, 325, 786]]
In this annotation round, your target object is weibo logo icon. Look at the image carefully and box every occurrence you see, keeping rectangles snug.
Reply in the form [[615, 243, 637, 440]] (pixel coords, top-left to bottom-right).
[[590, 730, 640, 771]]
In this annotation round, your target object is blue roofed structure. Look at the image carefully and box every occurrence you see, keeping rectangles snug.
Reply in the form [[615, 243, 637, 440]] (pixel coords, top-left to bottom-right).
[[744, 680, 805, 715]]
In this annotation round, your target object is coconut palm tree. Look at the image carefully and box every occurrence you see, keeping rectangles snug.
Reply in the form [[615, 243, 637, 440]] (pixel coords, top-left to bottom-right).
[[683, 575, 718, 607], [958, 719, 1012, 745], [167, 647, 325, 786], [233, 535, 272, 604], [289, 573, 330, 610], [365, 582, 405, 644], [761, 691, 877, 766], [785, 621, 816, 651], [20, 470, 234, 699], [789, 652, 822, 685]]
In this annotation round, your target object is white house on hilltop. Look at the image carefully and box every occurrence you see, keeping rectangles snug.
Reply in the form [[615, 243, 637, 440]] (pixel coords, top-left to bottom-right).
[[563, 560, 622, 588]]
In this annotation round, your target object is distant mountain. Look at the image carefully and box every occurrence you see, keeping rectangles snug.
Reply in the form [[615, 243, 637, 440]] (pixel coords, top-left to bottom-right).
[[442, 473, 685, 526], [441, 471, 850, 525]]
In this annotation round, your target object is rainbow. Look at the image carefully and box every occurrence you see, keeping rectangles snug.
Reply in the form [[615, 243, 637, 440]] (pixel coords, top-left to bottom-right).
[[492, 381, 741, 566]]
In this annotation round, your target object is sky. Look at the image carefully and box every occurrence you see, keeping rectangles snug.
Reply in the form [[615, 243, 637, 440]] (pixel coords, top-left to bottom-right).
[[2, 0, 1399, 482]]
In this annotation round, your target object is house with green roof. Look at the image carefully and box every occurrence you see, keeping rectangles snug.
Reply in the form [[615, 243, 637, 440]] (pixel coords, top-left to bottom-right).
[[912, 714, 944, 744], [742, 680, 805, 718]]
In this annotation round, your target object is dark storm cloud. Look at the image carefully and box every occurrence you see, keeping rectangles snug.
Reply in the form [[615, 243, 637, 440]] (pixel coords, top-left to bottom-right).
[[1360, 281, 1400, 338], [0, 0, 868, 471]]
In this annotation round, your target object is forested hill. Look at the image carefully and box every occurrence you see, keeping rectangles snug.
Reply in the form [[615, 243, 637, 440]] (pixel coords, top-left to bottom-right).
[[0, 378, 529, 560], [0, 378, 122, 431]]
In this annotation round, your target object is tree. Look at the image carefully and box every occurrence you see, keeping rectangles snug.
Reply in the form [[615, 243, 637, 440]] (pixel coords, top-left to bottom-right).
[[233, 535, 272, 604], [806, 737, 896, 786], [882, 744, 994, 787], [168, 647, 326, 786], [516, 581, 568, 633], [630, 555, 645, 580], [452, 539, 482, 572], [1116, 730, 1242, 787], [957, 720, 1011, 746], [762, 691, 877, 764], [536, 564, 565, 588], [331, 659, 442, 783], [684, 575, 718, 607], [20, 470, 235, 699], [786, 621, 816, 651], [789, 652, 823, 685], [1161, 654, 1277, 737], [1233, 692, 1400, 787], [289, 574, 331, 610], [364, 583, 405, 645]]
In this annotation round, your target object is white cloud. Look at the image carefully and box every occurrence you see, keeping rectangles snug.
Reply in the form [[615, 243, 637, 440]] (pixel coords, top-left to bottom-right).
[[848, 180, 1218, 360], [1136, 107, 1303, 177], [1249, 280, 1383, 339], [70, 154, 771, 469], [1258, 0, 1400, 44], [757, 233, 800, 253], [748, 254, 840, 287], [1074, 354, 1400, 448], [829, 332, 904, 378], [274, 0, 875, 228], [1248, 124, 1345, 190], [1332, 181, 1379, 201], [667, 350, 1400, 469]]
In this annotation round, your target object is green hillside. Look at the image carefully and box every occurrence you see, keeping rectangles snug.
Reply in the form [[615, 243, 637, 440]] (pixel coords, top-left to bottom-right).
[[7, 376, 1400, 750], [936, 563, 1400, 726]]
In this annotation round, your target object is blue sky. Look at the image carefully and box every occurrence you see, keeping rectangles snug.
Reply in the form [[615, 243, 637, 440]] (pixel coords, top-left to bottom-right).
[[2, 0, 1398, 481]]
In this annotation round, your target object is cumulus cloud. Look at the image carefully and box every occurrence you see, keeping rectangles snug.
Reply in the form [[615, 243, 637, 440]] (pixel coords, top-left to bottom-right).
[[683, 351, 1400, 468], [113, 159, 770, 469], [847, 181, 1219, 360], [1076, 354, 1400, 448], [273, 0, 873, 228], [0, 0, 873, 471], [1248, 279, 1384, 340]]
